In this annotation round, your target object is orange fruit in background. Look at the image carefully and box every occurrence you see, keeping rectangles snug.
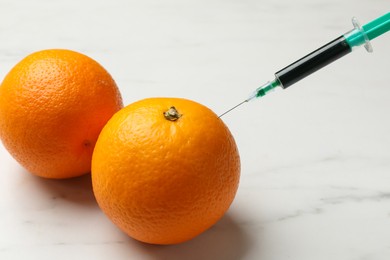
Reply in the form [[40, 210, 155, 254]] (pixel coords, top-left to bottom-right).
[[0, 49, 123, 179], [92, 98, 240, 245]]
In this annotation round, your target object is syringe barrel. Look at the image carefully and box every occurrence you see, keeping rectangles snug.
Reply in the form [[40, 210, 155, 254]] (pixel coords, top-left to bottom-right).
[[275, 36, 352, 89]]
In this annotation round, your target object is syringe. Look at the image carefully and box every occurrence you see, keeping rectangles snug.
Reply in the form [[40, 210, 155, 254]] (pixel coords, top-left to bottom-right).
[[219, 12, 390, 117]]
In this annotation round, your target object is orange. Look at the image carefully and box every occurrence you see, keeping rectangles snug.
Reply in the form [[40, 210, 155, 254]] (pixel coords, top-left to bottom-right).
[[0, 49, 123, 179], [91, 98, 240, 245]]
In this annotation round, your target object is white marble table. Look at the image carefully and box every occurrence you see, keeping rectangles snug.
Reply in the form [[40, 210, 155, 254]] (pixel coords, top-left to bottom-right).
[[1, 0, 390, 259]]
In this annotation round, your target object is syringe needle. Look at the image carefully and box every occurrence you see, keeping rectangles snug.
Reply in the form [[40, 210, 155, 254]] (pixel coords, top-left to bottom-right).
[[218, 13, 390, 119], [218, 100, 248, 118], [219, 80, 281, 118]]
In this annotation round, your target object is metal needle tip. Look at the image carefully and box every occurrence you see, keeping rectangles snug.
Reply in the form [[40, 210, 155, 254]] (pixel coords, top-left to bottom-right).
[[218, 100, 248, 118]]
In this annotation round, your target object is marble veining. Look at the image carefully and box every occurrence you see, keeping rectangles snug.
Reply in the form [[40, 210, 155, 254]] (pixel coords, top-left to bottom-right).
[[1, 0, 390, 259]]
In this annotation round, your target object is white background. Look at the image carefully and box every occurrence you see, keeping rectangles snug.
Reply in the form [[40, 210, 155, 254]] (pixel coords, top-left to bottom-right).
[[1, 0, 390, 259]]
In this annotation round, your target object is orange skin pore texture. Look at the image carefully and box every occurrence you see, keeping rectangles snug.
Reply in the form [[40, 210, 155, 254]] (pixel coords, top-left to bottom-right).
[[92, 98, 240, 245], [0, 49, 123, 178]]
